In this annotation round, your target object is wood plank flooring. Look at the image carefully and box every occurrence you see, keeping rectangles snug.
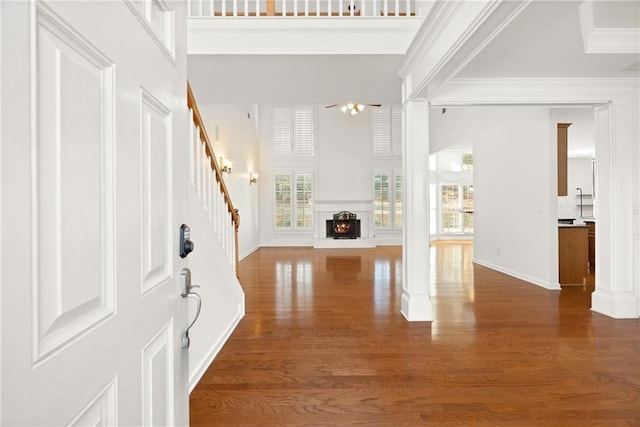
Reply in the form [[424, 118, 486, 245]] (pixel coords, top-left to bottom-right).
[[190, 243, 640, 426]]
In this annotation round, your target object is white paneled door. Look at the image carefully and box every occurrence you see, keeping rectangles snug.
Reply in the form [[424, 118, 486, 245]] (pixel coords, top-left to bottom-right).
[[1, 1, 189, 425]]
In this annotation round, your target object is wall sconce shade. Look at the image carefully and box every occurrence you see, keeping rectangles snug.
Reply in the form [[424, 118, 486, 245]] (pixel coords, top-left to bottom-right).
[[249, 172, 258, 185], [220, 157, 233, 174]]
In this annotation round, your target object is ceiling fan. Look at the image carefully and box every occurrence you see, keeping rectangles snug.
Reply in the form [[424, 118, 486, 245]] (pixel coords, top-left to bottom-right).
[[325, 103, 382, 116]]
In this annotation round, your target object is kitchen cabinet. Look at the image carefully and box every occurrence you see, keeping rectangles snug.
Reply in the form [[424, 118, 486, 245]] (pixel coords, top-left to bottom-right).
[[584, 220, 595, 271], [557, 123, 571, 196], [559, 225, 588, 286]]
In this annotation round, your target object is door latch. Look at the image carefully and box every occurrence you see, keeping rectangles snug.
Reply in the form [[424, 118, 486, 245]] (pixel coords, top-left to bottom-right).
[[179, 224, 194, 258]]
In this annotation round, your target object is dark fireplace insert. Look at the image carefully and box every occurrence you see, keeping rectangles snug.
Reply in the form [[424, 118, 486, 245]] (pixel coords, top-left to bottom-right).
[[326, 211, 360, 239]]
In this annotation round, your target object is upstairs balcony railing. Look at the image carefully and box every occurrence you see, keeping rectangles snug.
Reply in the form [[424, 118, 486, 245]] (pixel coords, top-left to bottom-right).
[[188, 0, 416, 18]]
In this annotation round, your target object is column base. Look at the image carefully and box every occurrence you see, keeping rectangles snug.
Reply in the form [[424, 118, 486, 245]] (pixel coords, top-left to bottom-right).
[[591, 289, 639, 319], [401, 291, 433, 321]]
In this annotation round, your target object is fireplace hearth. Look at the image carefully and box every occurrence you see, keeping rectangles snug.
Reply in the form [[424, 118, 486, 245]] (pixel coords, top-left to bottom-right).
[[326, 211, 360, 239]]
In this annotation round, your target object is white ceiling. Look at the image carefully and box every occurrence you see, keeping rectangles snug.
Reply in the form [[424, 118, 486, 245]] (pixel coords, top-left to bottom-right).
[[187, 1, 640, 106], [456, 0, 640, 78]]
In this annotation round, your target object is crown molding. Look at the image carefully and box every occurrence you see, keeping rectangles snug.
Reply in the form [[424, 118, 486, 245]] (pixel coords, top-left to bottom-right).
[[578, 1, 640, 54], [397, 0, 465, 77], [429, 77, 639, 105], [398, 0, 531, 101]]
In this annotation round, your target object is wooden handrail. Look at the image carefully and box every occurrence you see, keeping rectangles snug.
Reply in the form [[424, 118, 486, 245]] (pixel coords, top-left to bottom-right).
[[187, 82, 240, 228]]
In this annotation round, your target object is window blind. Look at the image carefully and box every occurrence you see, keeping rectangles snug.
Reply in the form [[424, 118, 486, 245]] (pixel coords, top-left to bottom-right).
[[372, 106, 402, 157], [273, 107, 292, 156], [294, 107, 314, 156], [273, 106, 314, 157]]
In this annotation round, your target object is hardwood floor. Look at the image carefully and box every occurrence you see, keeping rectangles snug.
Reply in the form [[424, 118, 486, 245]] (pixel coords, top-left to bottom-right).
[[190, 242, 640, 426]]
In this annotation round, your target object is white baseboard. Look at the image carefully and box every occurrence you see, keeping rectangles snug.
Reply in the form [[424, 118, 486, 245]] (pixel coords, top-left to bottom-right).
[[188, 300, 245, 393], [472, 258, 560, 290], [239, 244, 259, 261]]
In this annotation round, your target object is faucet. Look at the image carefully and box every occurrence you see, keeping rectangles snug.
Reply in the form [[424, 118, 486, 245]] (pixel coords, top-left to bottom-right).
[[577, 187, 583, 218]]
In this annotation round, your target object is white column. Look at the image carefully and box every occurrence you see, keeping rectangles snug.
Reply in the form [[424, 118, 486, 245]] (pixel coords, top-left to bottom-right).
[[401, 100, 432, 321], [591, 100, 640, 318]]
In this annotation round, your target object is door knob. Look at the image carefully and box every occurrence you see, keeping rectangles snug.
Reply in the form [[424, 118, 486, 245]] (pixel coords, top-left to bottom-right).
[[180, 268, 202, 349]]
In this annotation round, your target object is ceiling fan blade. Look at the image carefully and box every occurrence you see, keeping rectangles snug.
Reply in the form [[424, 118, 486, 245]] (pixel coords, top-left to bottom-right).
[[325, 104, 341, 108], [366, 104, 382, 107]]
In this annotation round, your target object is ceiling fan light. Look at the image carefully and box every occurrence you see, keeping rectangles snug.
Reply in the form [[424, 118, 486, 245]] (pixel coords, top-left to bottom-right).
[[350, 108, 358, 116], [340, 105, 348, 113], [346, 103, 355, 110], [356, 104, 365, 112]]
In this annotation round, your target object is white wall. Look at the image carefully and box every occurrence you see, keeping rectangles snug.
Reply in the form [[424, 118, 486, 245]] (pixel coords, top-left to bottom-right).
[[186, 186, 245, 392], [198, 105, 261, 259], [432, 106, 558, 289], [429, 107, 474, 153], [474, 107, 557, 288], [316, 107, 372, 201]]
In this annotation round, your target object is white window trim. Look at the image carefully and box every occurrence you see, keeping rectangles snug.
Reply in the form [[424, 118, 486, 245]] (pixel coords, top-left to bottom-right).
[[438, 182, 473, 235], [273, 169, 314, 232], [372, 169, 403, 230], [372, 105, 403, 157], [272, 106, 315, 158]]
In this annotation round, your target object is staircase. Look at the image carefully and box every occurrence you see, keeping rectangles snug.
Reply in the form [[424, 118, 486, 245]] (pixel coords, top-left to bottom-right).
[[187, 82, 240, 274], [185, 82, 245, 391]]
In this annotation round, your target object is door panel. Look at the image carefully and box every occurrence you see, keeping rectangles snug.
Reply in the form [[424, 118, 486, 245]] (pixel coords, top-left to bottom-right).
[[34, 3, 116, 362], [68, 380, 117, 426], [142, 320, 175, 426], [1, 1, 188, 425], [141, 88, 173, 295]]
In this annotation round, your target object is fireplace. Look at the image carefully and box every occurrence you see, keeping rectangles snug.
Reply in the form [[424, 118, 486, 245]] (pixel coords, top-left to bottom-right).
[[326, 211, 360, 239]]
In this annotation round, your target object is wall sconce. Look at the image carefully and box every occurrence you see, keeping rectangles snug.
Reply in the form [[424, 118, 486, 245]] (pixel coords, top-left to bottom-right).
[[220, 157, 233, 174], [249, 172, 258, 185]]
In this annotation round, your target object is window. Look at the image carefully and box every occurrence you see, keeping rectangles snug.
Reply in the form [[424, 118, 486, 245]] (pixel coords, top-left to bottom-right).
[[462, 184, 473, 232], [274, 175, 292, 228], [373, 171, 402, 229], [441, 185, 460, 233], [273, 106, 314, 157], [275, 172, 313, 229], [372, 106, 402, 156], [462, 153, 473, 170], [373, 173, 390, 227], [295, 174, 313, 228], [394, 174, 403, 227], [440, 184, 473, 233]]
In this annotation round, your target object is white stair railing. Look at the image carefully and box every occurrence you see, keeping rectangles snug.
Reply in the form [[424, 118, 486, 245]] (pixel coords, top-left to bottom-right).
[[188, 0, 415, 17], [188, 83, 240, 273]]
